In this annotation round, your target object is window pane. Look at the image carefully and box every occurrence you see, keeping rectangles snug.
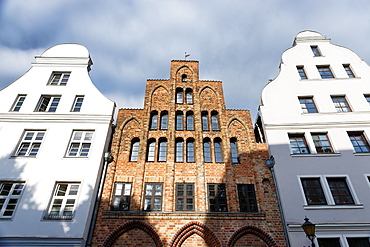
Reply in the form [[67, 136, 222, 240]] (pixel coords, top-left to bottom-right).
[[186, 113, 194, 130], [214, 140, 223, 162], [202, 113, 209, 131], [312, 133, 333, 153], [160, 113, 168, 130], [186, 141, 195, 162], [301, 178, 327, 205], [203, 141, 211, 162], [158, 140, 167, 161], [318, 238, 341, 247], [289, 134, 309, 154], [299, 97, 317, 113], [211, 113, 219, 130], [176, 140, 184, 162], [230, 139, 239, 163], [327, 178, 354, 205]]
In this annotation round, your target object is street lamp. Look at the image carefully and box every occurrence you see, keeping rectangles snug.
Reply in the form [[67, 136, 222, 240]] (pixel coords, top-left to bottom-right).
[[301, 217, 316, 247]]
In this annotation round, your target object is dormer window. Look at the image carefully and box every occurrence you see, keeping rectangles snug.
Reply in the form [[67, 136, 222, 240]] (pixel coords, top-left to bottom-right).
[[182, 74, 187, 82]]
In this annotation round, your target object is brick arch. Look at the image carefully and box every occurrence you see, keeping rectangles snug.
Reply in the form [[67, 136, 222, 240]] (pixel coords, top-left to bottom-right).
[[170, 221, 221, 247], [151, 85, 170, 109], [227, 118, 247, 131], [102, 220, 163, 247], [227, 225, 277, 247], [176, 65, 194, 81], [199, 86, 219, 109]]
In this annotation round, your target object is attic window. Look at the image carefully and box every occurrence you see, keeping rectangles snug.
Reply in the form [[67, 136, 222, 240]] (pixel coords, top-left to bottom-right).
[[182, 74, 187, 82]]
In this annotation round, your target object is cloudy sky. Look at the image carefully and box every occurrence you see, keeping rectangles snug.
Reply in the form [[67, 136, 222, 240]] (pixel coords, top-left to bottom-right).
[[1, 0, 370, 120]]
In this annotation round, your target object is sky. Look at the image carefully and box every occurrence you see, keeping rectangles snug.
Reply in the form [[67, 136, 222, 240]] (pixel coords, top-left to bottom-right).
[[1, 0, 370, 120]]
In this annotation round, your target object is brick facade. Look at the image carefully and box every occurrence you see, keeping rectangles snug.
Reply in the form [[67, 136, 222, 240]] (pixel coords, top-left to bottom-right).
[[92, 60, 287, 247]]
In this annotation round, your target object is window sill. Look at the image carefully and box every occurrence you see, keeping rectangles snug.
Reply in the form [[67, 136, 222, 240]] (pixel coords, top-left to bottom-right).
[[353, 152, 370, 156], [304, 204, 364, 210], [291, 153, 341, 157]]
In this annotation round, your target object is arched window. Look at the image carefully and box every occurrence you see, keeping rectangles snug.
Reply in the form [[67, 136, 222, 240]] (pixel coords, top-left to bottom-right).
[[186, 111, 194, 130], [230, 138, 239, 163], [150, 111, 158, 130], [186, 138, 195, 162], [185, 88, 193, 104], [175, 138, 184, 162], [214, 138, 223, 162], [211, 111, 220, 131], [158, 138, 167, 162], [176, 111, 184, 131], [147, 139, 156, 162], [130, 138, 140, 162], [203, 138, 211, 162], [182, 74, 187, 82], [201, 111, 209, 131], [176, 88, 183, 104], [160, 111, 168, 130]]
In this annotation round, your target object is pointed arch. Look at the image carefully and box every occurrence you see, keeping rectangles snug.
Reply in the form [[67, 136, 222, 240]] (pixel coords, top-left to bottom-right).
[[227, 225, 277, 247], [199, 86, 219, 109], [170, 221, 221, 247], [227, 118, 247, 131], [102, 220, 163, 247], [176, 65, 194, 82], [151, 85, 170, 108]]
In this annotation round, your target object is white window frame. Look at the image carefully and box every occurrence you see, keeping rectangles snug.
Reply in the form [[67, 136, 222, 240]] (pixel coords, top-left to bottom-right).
[[48, 72, 70, 86], [112, 182, 132, 211], [0, 181, 25, 218], [71, 96, 84, 112], [35, 95, 61, 112], [10, 94, 27, 112], [14, 130, 46, 157], [316, 234, 370, 247], [65, 130, 94, 157]]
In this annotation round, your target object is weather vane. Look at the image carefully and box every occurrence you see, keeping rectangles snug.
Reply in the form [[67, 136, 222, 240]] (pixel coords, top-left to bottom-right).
[[185, 52, 190, 60]]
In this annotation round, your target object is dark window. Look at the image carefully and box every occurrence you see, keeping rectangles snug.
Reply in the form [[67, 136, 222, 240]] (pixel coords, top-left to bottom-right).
[[237, 184, 258, 212], [332, 96, 351, 112], [208, 184, 227, 212], [211, 111, 220, 131], [297, 66, 308, 80], [181, 74, 187, 82], [185, 89, 193, 104], [301, 178, 327, 205], [112, 183, 131, 211], [289, 134, 310, 154], [175, 138, 184, 162], [130, 138, 140, 162], [365, 95, 370, 106], [214, 138, 223, 162], [176, 111, 183, 131], [176, 183, 194, 211], [203, 139, 211, 162], [186, 139, 195, 162], [230, 138, 239, 164], [158, 138, 167, 162], [160, 111, 168, 130], [36, 95, 61, 112], [348, 131, 370, 153], [311, 46, 321, 56], [327, 177, 354, 205], [186, 112, 194, 130], [317, 65, 334, 79], [143, 183, 163, 211], [176, 88, 183, 104], [347, 238, 370, 247], [312, 133, 333, 153], [299, 97, 318, 113], [147, 139, 156, 162], [318, 238, 341, 247], [202, 112, 209, 131], [150, 111, 158, 130], [343, 64, 355, 78]]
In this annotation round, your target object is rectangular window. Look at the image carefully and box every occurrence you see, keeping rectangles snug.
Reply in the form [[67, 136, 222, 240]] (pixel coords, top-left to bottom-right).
[[327, 177, 354, 205], [66, 131, 94, 157], [343, 64, 355, 78], [208, 184, 227, 212], [347, 238, 370, 247], [45, 182, 80, 220], [237, 184, 258, 212], [15, 130, 46, 157], [11, 95, 27, 112], [331, 96, 351, 112], [297, 66, 308, 80], [299, 97, 318, 113], [71, 96, 84, 112], [112, 183, 132, 211], [348, 131, 370, 153], [318, 238, 341, 247], [0, 181, 25, 218], [289, 133, 310, 154], [176, 183, 194, 211], [35, 95, 61, 112], [311, 133, 333, 153], [311, 46, 322, 56], [301, 178, 327, 205], [317, 65, 334, 79], [48, 72, 70, 86], [186, 141, 195, 162], [143, 183, 163, 211]]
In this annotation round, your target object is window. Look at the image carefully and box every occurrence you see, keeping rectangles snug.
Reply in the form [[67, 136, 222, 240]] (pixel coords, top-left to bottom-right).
[[150, 111, 158, 130], [143, 183, 163, 211], [130, 138, 140, 161], [158, 138, 167, 162], [365, 95, 370, 106], [185, 88, 193, 104], [230, 138, 239, 164], [176, 183, 194, 211], [332, 96, 351, 112], [208, 184, 227, 212], [160, 111, 168, 130], [0, 181, 25, 218], [147, 139, 156, 162], [203, 138, 211, 162], [175, 138, 184, 162], [71, 96, 84, 112], [182, 74, 187, 82], [327, 177, 354, 205], [176, 111, 183, 130], [214, 138, 223, 162], [11, 95, 26, 112], [317, 65, 334, 79], [35, 95, 61, 112], [46, 182, 80, 220], [48, 72, 70, 86], [186, 139, 195, 162], [297, 66, 308, 80], [66, 131, 94, 157], [112, 183, 131, 211], [201, 111, 209, 131], [289, 133, 309, 154], [348, 131, 370, 153], [347, 238, 370, 247], [211, 111, 220, 131], [312, 133, 333, 153], [186, 112, 194, 130], [299, 97, 318, 113], [318, 238, 341, 247], [15, 130, 46, 157], [237, 184, 258, 212], [311, 46, 321, 56], [343, 64, 355, 78], [301, 178, 327, 205], [176, 88, 183, 104]]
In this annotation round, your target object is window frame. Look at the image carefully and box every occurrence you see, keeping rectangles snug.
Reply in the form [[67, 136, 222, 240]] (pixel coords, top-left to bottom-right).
[[237, 184, 258, 212], [0, 181, 25, 218], [343, 64, 355, 78], [311, 46, 322, 56], [288, 133, 310, 154], [203, 138, 212, 162], [185, 88, 193, 104], [175, 111, 184, 131], [208, 183, 228, 212], [35, 95, 61, 112], [143, 183, 163, 211], [299, 97, 318, 113], [331, 96, 351, 112], [201, 111, 209, 131], [214, 138, 223, 162], [317, 65, 334, 79], [48, 72, 71, 86], [176, 88, 183, 104], [186, 111, 194, 131], [14, 130, 46, 157], [311, 133, 334, 154], [129, 138, 140, 162], [158, 138, 167, 162], [71, 96, 84, 112], [348, 131, 370, 153], [147, 139, 156, 162], [175, 138, 184, 162], [176, 183, 194, 211], [297, 66, 308, 80], [11, 94, 27, 112], [211, 111, 220, 131], [230, 138, 239, 164], [65, 130, 94, 158], [186, 139, 195, 163], [111, 182, 132, 211], [160, 111, 168, 130], [149, 111, 158, 130]]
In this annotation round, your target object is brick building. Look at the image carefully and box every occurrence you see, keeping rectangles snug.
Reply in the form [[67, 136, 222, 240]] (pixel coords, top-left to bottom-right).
[[92, 60, 286, 247]]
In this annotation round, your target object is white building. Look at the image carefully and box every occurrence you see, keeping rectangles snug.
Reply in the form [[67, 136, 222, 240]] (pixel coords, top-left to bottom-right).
[[0, 44, 115, 246], [256, 31, 370, 246]]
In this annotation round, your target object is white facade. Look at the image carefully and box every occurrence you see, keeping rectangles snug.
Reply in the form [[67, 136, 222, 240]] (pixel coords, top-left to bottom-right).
[[0, 44, 115, 246], [257, 31, 370, 246]]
